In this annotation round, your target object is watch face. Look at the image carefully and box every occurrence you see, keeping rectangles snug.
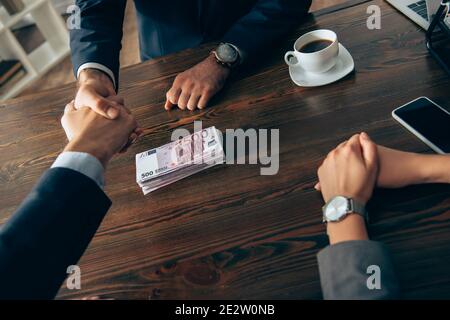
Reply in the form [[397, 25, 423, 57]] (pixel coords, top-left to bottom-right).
[[325, 196, 349, 222], [217, 44, 238, 64]]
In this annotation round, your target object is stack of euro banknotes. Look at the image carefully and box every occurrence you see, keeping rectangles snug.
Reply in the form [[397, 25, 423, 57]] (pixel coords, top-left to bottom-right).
[[136, 126, 224, 195]]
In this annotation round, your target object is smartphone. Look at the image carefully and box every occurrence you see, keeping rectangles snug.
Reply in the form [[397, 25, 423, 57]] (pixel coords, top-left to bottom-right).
[[392, 97, 450, 154]]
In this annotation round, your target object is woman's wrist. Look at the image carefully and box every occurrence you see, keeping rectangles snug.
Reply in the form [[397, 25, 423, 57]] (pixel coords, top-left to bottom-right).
[[419, 154, 450, 184], [326, 214, 369, 245]]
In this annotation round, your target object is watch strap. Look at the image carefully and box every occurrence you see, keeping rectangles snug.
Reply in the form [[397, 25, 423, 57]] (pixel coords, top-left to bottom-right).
[[349, 199, 369, 223]]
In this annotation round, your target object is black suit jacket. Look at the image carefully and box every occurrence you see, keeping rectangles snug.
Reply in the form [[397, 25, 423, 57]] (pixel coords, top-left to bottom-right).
[[70, 0, 312, 85], [0, 168, 111, 299]]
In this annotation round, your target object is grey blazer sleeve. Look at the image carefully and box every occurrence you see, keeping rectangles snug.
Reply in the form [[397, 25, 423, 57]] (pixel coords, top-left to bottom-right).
[[317, 240, 399, 300]]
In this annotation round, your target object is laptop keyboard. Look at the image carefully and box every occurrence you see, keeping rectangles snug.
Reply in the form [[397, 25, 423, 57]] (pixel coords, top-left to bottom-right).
[[408, 0, 429, 21]]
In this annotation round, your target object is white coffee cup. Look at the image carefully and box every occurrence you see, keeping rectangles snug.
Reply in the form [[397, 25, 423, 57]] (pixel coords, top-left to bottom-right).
[[284, 29, 339, 73]]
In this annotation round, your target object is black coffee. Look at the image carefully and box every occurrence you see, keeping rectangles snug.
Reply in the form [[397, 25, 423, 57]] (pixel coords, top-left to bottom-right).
[[298, 40, 333, 53]]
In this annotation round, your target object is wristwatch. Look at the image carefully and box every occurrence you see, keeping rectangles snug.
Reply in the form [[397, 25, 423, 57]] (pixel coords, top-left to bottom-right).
[[211, 43, 240, 69], [322, 196, 368, 223]]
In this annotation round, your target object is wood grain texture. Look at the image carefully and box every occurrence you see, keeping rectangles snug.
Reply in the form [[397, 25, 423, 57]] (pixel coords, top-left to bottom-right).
[[1, 0, 450, 299], [311, 0, 348, 11]]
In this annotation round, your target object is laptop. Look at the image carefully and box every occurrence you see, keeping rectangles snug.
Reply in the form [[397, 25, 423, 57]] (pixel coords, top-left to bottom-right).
[[386, 0, 441, 30]]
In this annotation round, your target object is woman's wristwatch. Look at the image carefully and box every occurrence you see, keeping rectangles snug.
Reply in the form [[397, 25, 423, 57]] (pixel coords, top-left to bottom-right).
[[322, 196, 368, 223]]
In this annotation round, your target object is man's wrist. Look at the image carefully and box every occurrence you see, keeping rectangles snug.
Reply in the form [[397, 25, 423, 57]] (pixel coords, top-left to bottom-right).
[[326, 214, 369, 245], [208, 54, 232, 75], [64, 138, 111, 169], [78, 68, 114, 91]]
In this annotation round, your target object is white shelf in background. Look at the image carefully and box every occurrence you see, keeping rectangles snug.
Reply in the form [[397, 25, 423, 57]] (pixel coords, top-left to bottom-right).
[[0, 0, 47, 33], [0, 0, 70, 101], [29, 41, 70, 74]]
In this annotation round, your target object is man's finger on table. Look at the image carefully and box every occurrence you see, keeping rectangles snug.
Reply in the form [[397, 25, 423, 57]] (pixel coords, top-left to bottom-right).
[[187, 93, 201, 111], [164, 99, 174, 110], [165, 87, 181, 110], [198, 89, 214, 110], [177, 91, 190, 110]]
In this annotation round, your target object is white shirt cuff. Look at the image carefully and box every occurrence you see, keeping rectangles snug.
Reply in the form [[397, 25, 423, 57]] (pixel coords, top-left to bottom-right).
[[77, 62, 116, 89], [51, 151, 105, 189]]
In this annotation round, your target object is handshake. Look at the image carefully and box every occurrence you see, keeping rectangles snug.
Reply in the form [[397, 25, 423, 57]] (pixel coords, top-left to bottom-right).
[[61, 99, 141, 168], [63, 58, 231, 169]]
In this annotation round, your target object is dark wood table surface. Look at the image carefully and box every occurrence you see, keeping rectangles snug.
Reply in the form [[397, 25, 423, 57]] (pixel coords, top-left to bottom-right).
[[1, 0, 450, 299]]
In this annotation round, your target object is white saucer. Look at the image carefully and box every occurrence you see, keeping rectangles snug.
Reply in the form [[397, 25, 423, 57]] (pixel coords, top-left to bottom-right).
[[288, 43, 354, 87]]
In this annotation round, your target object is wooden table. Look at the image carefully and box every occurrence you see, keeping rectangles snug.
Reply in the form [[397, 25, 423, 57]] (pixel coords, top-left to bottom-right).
[[1, 0, 450, 299]]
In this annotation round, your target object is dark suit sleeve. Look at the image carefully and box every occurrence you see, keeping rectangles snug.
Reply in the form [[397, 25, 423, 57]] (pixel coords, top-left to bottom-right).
[[0, 168, 111, 299], [221, 0, 312, 61], [317, 240, 400, 300], [70, 0, 127, 86]]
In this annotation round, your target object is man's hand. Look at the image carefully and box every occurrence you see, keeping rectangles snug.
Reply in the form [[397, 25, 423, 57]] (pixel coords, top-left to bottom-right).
[[165, 54, 231, 111], [75, 69, 122, 119], [317, 132, 379, 204], [61, 101, 139, 168]]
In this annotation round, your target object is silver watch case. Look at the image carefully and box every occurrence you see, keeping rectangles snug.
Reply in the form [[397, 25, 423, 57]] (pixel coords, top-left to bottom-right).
[[322, 196, 368, 223], [213, 43, 239, 67]]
